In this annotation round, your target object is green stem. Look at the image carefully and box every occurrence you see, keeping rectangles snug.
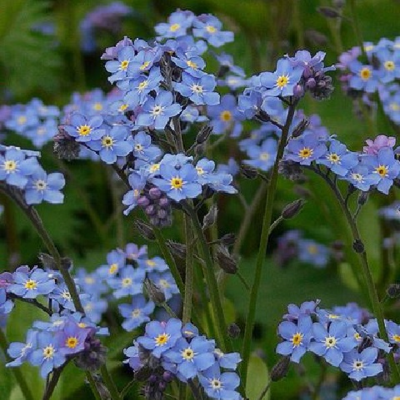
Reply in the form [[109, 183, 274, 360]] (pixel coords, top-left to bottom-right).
[[85, 373, 103, 400], [240, 101, 298, 389], [182, 213, 194, 323], [257, 379, 271, 400], [185, 204, 231, 352], [100, 365, 121, 400], [348, 0, 366, 57], [153, 227, 185, 296], [0, 329, 35, 400]]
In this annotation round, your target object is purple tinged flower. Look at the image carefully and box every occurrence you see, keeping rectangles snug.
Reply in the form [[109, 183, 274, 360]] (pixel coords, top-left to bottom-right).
[[192, 14, 234, 47], [124, 243, 148, 262], [137, 318, 182, 358], [174, 72, 220, 106], [88, 125, 133, 164], [122, 170, 148, 215], [284, 132, 327, 166], [276, 315, 313, 363], [298, 239, 330, 268], [339, 347, 383, 381], [259, 58, 304, 97], [55, 320, 92, 356], [0, 148, 40, 188], [198, 363, 240, 400], [119, 294, 155, 331], [283, 300, 320, 322], [238, 88, 263, 119], [164, 336, 215, 381], [0, 288, 13, 327], [308, 321, 356, 366], [316, 139, 359, 177], [363, 134, 396, 154], [30, 331, 66, 378], [136, 90, 182, 130], [288, 50, 333, 74], [63, 113, 105, 143], [7, 329, 37, 367], [8, 268, 56, 299], [123, 341, 143, 371], [152, 162, 202, 202], [24, 168, 65, 205]]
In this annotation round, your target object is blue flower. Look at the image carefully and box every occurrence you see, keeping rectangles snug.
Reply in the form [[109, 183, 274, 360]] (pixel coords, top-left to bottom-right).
[[24, 168, 65, 205], [198, 363, 240, 400], [63, 113, 105, 143], [122, 170, 148, 215], [192, 14, 234, 47], [9, 267, 56, 299], [7, 329, 37, 367], [297, 239, 330, 268], [339, 347, 383, 381], [259, 58, 304, 97], [276, 315, 313, 363], [0, 148, 40, 188], [137, 318, 182, 358], [119, 294, 155, 331], [105, 45, 137, 86], [284, 132, 327, 166], [30, 331, 66, 378], [55, 319, 92, 356], [136, 90, 182, 130], [164, 336, 215, 381], [174, 72, 220, 106], [108, 265, 145, 299], [155, 10, 195, 39], [244, 138, 278, 172], [148, 271, 179, 301], [131, 131, 162, 162], [172, 49, 206, 78], [152, 162, 202, 202], [308, 321, 356, 366], [348, 61, 381, 93], [88, 125, 133, 164]]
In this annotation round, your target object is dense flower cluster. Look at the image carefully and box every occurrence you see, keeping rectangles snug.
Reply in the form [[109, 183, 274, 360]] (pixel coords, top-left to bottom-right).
[[0, 144, 65, 205], [338, 37, 400, 125], [342, 384, 400, 400], [275, 300, 400, 382], [124, 319, 241, 400]]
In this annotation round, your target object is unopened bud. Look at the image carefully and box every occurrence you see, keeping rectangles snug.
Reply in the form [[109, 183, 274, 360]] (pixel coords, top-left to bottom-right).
[[227, 323, 241, 339], [387, 284, 400, 299], [282, 199, 305, 219], [358, 192, 369, 205], [216, 245, 237, 274], [317, 6, 342, 18], [270, 356, 291, 382], [293, 84, 304, 98], [134, 220, 155, 241], [196, 125, 213, 144], [166, 240, 186, 260], [291, 119, 309, 138], [305, 29, 328, 46], [240, 164, 258, 179], [219, 233, 236, 247], [353, 239, 364, 253], [38, 253, 72, 271], [144, 279, 166, 304], [203, 204, 218, 230]]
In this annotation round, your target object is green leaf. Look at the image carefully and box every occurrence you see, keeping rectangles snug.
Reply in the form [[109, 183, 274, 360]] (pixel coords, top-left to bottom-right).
[[245, 354, 270, 400]]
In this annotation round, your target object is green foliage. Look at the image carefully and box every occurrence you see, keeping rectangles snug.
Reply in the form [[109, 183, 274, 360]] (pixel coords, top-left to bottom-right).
[[0, 0, 61, 101]]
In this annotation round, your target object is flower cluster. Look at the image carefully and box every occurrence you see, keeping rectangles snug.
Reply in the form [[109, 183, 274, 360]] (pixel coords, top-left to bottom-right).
[[275, 300, 400, 382], [124, 319, 241, 400], [342, 384, 400, 400], [273, 230, 331, 268], [338, 37, 400, 125], [0, 144, 65, 205]]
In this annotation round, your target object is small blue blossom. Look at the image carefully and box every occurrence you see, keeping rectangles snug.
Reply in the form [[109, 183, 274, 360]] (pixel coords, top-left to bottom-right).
[[284, 133, 328, 166], [55, 319, 92, 356], [7, 329, 37, 367], [192, 14, 234, 47], [63, 113, 105, 144], [108, 265, 145, 299], [119, 294, 155, 331], [348, 61, 381, 93]]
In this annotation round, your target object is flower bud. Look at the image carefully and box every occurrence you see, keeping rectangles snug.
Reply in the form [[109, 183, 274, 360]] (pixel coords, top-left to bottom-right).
[[216, 245, 237, 274], [144, 279, 166, 305], [227, 323, 241, 339], [270, 356, 291, 381], [219, 233, 236, 247], [353, 239, 364, 253], [166, 240, 186, 260], [282, 199, 305, 220], [317, 6, 342, 18], [196, 125, 213, 144], [387, 284, 400, 299], [134, 220, 155, 241], [291, 119, 309, 138], [240, 164, 258, 180], [148, 187, 162, 200], [203, 204, 218, 230]]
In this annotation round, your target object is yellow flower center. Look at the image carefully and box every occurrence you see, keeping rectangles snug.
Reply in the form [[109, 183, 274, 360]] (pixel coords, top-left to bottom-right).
[[206, 25, 217, 34], [43, 345, 55, 359], [181, 348, 195, 360], [354, 332, 362, 341], [24, 279, 37, 290], [392, 334, 400, 343], [298, 147, 313, 159], [170, 177, 183, 190], [4, 160, 17, 172], [390, 102, 400, 111], [291, 332, 303, 347], [186, 60, 198, 69], [146, 260, 156, 267], [150, 163, 160, 173], [78, 322, 87, 328], [101, 136, 114, 148], [328, 313, 340, 320], [93, 102, 103, 111], [109, 263, 118, 274], [77, 125, 92, 136], [276, 75, 289, 89], [324, 336, 337, 348], [155, 333, 170, 346], [375, 165, 388, 177], [140, 61, 150, 71], [17, 116, 27, 125], [308, 244, 318, 255], [120, 60, 129, 70], [169, 23, 180, 32], [327, 153, 340, 163], [359, 67, 371, 81], [85, 277, 95, 284], [220, 110, 232, 121], [65, 336, 79, 349], [118, 104, 128, 112], [384, 60, 395, 71], [138, 81, 148, 91]]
